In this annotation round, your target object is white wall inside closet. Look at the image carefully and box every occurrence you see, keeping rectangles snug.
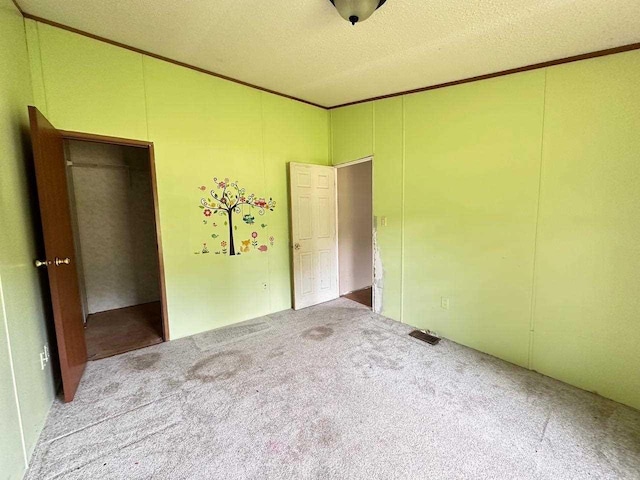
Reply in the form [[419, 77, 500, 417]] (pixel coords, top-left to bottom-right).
[[66, 141, 160, 316]]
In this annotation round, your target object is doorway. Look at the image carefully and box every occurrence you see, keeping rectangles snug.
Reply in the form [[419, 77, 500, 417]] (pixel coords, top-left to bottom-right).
[[64, 138, 166, 360], [336, 158, 373, 309], [288, 159, 374, 311]]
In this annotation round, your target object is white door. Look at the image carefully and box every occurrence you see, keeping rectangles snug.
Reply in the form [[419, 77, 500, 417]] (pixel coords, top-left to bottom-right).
[[289, 163, 339, 309]]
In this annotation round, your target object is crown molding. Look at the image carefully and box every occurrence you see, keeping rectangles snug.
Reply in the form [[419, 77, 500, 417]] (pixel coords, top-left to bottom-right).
[[15, 2, 640, 111], [19, 10, 327, 110], [330, 41, 640, 109]]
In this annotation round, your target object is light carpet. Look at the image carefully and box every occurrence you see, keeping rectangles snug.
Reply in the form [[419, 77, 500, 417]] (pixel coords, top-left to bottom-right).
[[25, 299, 640, 479]]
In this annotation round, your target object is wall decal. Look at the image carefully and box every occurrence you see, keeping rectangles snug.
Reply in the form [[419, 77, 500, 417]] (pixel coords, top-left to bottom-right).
[[198, 178, 275, 255], [243, 214, 255, 225], [258, 245, 268, 252], [269, 236, 275, 246], [240, 240, 251, 253]]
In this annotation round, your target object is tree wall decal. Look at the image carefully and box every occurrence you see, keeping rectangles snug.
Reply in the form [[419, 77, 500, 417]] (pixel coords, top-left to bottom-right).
[[199, 177, 275, 256]]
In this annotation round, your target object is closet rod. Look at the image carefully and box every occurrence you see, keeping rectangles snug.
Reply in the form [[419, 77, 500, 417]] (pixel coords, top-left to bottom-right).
[[68, 162, 130, 170]]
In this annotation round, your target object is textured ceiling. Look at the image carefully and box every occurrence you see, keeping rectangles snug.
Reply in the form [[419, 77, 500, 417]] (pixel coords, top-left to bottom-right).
[[17, 0, 640, 107]]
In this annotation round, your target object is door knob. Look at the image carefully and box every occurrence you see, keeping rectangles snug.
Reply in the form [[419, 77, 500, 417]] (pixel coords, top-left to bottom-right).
[[34, 259, 49, 268], [294, 243, 301, 250], [54, 257, 71, 266]]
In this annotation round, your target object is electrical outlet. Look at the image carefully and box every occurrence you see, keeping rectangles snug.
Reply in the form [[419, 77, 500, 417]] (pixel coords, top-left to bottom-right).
[[441, 297, 449, 310], [40, 344, 50, 370], [40, 352, 47, 370], [381, 216, 388, 227]]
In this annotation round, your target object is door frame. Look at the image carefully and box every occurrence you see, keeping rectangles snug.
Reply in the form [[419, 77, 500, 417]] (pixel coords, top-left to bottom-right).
[[334, 155, 375, 311], [60, 129, 170, 341]]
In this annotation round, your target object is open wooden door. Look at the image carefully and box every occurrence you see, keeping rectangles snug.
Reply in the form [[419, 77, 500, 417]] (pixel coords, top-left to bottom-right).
[[29, 106, 87, 402], [289, 163, 339, 309]]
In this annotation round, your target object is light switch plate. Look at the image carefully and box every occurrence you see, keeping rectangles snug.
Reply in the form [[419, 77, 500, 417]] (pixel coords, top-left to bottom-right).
[[441, 297, 449, 310]]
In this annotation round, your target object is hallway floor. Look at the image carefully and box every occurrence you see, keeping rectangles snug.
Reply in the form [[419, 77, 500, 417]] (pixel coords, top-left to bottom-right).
[[342, 287, 372, 308], [85, 301, 163, 360], [27, 299, 640, 479]]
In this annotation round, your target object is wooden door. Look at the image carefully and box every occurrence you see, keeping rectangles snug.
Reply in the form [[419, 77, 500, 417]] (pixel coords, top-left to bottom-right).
[[289, 163, 339, 309], [29, 106, 87, 402]]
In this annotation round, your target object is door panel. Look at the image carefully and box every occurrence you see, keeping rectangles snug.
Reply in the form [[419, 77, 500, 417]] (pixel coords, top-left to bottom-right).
[[298, 195, 313, 239], [301, 253, 314, 294], [318, 197, 330, 237], [29, 106, 87, 402], [289, 163, 339, 309], [318, 250, 332, 291]]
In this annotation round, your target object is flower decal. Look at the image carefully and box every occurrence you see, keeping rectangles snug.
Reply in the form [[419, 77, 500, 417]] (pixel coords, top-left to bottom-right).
[[215, 177, 229, 189], [198, 176, 276, 255]]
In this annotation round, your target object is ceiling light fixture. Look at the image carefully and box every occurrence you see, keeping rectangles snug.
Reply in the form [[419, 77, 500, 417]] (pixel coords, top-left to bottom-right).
[[329, 0, 387, 25]]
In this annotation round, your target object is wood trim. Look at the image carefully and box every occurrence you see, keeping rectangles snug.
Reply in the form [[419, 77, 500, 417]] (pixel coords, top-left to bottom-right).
[[148, 144, 170, 341], [330, 42, 640, 109], [59, 130, 151, 148], [18, 6, 640, 111], [334, 155, 373, 168], [11, 0, 24, 15], [61, 129, 171, 341], [21, 12, 325, 110]]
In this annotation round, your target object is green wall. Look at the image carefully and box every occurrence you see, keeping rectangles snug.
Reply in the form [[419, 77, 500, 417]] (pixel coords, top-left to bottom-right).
[[331, 102, 373, 165], [331, 51, 640, 410], [372, 98, 404, 321], [404, 71, 545, 368], [531, 53, 640, 410], [25, 20, 330, 340], [0, 2, 56, 479]]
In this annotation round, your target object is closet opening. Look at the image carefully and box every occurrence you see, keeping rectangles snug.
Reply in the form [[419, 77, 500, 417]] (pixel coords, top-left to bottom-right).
[[336, 158, 373, 309], [64, 136, 167, 360]]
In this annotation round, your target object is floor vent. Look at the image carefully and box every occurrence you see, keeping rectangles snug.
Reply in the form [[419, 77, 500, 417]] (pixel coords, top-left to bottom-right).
[[409, 330, 441, 345]]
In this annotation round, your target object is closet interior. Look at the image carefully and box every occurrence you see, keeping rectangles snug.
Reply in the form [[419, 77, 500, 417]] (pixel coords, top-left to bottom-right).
[[65, 139, 165, 360]]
